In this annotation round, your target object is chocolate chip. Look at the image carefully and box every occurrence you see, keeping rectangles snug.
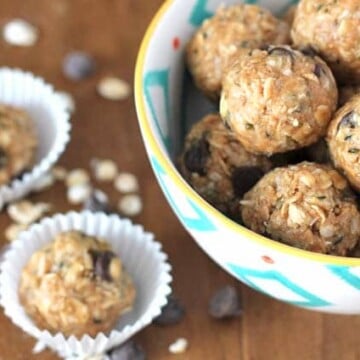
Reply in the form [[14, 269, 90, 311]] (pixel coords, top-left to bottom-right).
[[268, 46, 294, 60], [314, 63, 325, 78], [83, 190, 111, 213], [0, 148, 8, 169], [183, 136, 210, 175], [153, 295, 185, 326], [63, 51, 96, 81], [109, 340, 146, 360], [300, 46, 318, 57], [232, 166, 264, 198], [338, 111, 356, 131], [208, 285, 242, 319], [89, 249, 116, 281]]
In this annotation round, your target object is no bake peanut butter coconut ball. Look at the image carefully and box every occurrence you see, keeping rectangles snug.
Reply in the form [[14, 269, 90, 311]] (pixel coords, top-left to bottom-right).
[[292, 0, 360, 84], [220, 46, 338, 155], [179, 113, 272, 219], [186, 4, 290, 100], [241, 162, 360, 256], [19, 231, 136, 337], [327, 94, 360, 191]]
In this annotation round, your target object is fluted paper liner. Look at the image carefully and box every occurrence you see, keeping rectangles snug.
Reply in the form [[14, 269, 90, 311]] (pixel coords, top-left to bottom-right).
[[0, 211, 172, 359], [0, 68, 71, 209]]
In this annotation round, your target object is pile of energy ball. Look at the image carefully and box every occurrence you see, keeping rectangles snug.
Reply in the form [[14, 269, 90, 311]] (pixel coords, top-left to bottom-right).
[[179, 0, 360, 257]]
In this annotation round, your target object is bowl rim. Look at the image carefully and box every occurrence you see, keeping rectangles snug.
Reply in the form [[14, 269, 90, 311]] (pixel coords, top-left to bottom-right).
[[134, 0, 360, 266]]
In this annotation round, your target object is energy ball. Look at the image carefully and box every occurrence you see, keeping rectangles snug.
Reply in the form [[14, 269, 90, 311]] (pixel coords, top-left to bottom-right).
[[327, 94, 360, 191], [179, 113, 272, 219], [19, 231, 135, 337], [220, 46, 338, 155], [186, 4, 290, 100], [0, 104, 37, 185], [241, 162, 360, 255], [291, 0, 360, 84]]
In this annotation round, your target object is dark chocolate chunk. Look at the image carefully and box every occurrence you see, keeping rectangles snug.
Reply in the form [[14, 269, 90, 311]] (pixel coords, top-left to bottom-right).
[[232, 166, 264, 198], [109, 340, 146, 360], [0, 148, 7, 168], [268, 46, 294, 60], [89, 249, 116, 282], [63, 51, 96, 81], [183, 136, 210, 175], [153, 295, 185, 326], [83, 190, 111, 213], [300, 46, 318, 57], [314, 63, 325, 78], [208, 285, 242, 319], [338, 111, 356, 131]]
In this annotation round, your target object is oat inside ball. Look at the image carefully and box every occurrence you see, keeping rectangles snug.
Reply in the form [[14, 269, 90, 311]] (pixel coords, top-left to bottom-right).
[[0, 104, 37, 185], [186, 4, 290, 101], [291, 0, 360, 84], [179, 113, 272, 220], [220, 46, 338, 155], [241, 162, 360, 255], [19, 231, 136, 337], [327, 94, 360, 191]]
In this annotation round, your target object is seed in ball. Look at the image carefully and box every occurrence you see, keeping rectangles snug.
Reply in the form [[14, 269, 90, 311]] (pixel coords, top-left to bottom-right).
[[97, 77, 131, 100], [118, 194, 142, 216], [114, 172, 139, 193]]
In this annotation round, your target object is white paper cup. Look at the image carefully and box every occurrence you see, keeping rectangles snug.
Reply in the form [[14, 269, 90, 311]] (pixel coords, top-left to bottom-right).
[[0, 211, 172, 359], [0, 67, 71, 209]]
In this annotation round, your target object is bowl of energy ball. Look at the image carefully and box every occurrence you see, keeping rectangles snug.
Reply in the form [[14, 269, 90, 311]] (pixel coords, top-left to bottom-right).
[[135, 0, 360, 314]]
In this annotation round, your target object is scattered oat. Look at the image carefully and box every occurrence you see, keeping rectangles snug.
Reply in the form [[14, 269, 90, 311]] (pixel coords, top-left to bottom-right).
[[153, 295, 185, 326], [118, 194, 142, 216], [91, 158, 118, 182], [3, 19, 38, 46], [83, 189, 111, 213], [33, 172, 55, 192], [109, 340, 145, 360], [97, 76, 131, 100], [7, 201, 51, 225], [57, 91, 75, 113], [67, 183, 92, 204], [114, 172, 139, 193], [66, 168, 90, 187], [168, 338, 188, 354], [52, 166, 67, 181], [63, 51, 96, 81], [208, 285, 242, 319], [5, 223, 28, 242]]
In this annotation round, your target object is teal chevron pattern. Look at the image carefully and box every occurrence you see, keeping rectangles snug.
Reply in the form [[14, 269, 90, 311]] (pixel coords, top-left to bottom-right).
[[151, 156, 216, 231], [328, 266, 360, 290], [228, 264, 330, 307], [144, 70, 171, 150]]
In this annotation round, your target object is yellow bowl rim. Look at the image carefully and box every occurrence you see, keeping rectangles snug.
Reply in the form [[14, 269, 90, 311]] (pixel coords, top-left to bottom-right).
[[134, 0, 360, 267]]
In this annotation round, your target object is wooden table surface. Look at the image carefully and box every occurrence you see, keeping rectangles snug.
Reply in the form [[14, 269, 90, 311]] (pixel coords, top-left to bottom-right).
[[0, 1, 360, 359]]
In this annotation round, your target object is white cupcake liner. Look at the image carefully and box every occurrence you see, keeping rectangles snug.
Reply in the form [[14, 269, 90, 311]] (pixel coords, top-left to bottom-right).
[[0, 67, 71, 209], [0, 211, 172, 359]]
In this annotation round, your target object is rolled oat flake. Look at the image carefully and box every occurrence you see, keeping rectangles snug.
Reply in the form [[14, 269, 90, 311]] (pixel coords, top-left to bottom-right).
[[67, 183, 92, 204], [118, 194, 142, 216], [168, 338, 188, 354], [3, 19, 38, 46], [97, 76, 131, 100]]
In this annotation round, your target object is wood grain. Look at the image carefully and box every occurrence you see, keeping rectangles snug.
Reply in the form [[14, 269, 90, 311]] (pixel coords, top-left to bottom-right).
[[0, 1, 358, 359]]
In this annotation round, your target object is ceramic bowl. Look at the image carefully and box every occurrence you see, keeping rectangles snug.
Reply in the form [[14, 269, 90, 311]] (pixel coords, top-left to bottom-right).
[[135, 0, 360, 314]]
